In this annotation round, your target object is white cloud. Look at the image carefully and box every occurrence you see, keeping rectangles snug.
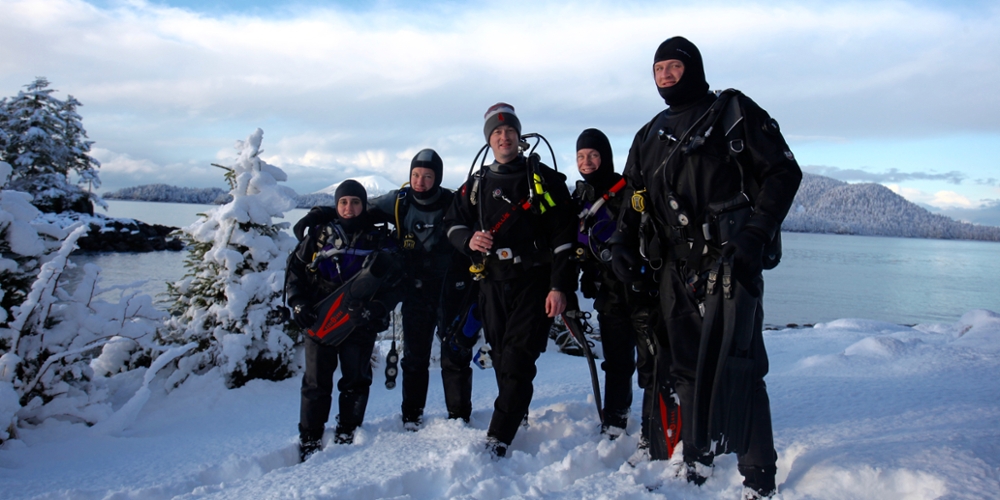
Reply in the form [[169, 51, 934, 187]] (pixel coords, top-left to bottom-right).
[[929, 190, 977, 209], [885, 183, 928, 203], [91, 148, 161, 175], [7, 1, 997, 121], [887, 184, 982, 209], [3, 0, 1000, 196]]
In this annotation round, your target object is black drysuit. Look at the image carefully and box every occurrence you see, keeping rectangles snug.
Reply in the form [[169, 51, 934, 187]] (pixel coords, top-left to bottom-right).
[[444, 155, 577, 445], [621, 91, 801, 481], [286, 213, 395, 440], [573, 174, 664, 434], [369, 187, 475, 422]]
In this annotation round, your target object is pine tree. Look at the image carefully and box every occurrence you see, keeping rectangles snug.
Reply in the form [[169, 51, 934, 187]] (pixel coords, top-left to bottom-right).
[[0, 78, 101, 214], [58, 94, 101, 193], [163, 129, 299, 388]]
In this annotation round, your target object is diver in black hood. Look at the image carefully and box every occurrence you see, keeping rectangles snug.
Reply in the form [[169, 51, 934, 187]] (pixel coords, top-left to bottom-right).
[[367, 149, 477, 428], [287, 179, 399, 461], [572, 128, 667, 452], [612, 36, 802, 498]]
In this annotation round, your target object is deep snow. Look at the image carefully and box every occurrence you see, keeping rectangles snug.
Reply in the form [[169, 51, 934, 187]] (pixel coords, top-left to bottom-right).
[[1, 309, 999, 499]]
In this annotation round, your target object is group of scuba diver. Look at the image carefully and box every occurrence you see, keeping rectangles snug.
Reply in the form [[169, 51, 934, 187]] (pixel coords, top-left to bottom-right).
[[283, 35, 801, 500]]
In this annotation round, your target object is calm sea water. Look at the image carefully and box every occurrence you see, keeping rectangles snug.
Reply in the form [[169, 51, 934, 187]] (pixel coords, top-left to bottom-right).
[[68, 200, 308, 302], [97, 199, 309, 231], [71, 201, 999, 326], [763, 232, 999, 326]]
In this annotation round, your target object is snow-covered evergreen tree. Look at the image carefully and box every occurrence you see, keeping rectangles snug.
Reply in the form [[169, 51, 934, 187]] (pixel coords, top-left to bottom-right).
[[0, 77, 102, 214], [1, 162, 163, 442], [163, 129, 299, 388]]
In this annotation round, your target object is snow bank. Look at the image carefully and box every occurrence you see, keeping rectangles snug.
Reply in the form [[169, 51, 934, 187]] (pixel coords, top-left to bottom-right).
[[952, 309, 1000, 345], [2, 310, 999, 498]]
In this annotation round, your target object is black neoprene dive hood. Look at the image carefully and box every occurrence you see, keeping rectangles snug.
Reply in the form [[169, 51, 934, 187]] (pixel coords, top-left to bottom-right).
[[576, 128, 616, 192], [654, 36, 710, 107], [410, 148, 444, 200]]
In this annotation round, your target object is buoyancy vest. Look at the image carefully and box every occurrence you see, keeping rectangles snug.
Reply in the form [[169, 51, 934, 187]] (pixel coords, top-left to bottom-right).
[[628, 89, 790, 270], [309, 222, 383, 286], [292, 219, 404, 345], [396, 187, 454, 253], [574, 176, 627, 262]]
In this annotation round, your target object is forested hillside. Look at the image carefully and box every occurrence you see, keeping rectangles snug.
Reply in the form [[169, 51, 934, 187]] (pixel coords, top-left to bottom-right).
[[103, 184, 230, 204], [783, 173, 1000, 241]]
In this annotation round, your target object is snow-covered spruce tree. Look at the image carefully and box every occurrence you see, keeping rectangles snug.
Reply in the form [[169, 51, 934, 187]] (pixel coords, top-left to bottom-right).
[[1, 162, 164, 442], [0, 77, 102, 214], [163, 129, 298, 389]]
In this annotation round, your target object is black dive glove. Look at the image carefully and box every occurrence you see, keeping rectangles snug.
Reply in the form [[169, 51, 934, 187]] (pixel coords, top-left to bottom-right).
[[293, 206, 337, 241], [611, 244, 643, 284], [723, 226, 768, 292], [290, 301, 318, 330], [579, 265, 599, 299]]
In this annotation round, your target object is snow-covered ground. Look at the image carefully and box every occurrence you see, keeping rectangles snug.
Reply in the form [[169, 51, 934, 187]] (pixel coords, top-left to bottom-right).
[[1, 310, 998, 499]]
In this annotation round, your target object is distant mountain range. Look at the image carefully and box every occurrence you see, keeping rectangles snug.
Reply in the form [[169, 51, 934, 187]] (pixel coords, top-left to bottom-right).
[[103, 184, 232, 204], [102, 174, 1000, 241], [103, 175, 400, 209]]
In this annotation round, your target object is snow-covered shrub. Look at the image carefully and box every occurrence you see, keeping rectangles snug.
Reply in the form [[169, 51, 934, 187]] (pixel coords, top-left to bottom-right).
[[1, 162, 163, 441], [163, 129, 298, 388], [0, 77, 103, 214], [90, 336, 143, 378]]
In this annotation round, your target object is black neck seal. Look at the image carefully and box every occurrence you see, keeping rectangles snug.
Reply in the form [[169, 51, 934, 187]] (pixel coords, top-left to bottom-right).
[[337, 211, 373, 235]]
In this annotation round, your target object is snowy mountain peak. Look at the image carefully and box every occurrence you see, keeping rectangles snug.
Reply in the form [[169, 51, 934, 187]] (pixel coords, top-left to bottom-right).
[[314, 175, 400, 199]]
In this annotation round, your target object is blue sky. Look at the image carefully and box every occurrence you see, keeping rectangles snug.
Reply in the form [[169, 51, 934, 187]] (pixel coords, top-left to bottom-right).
[[2, 0, 998, 216]]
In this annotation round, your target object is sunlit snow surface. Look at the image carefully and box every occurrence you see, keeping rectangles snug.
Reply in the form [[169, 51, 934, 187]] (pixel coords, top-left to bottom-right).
[[2, 310, 998, 499]]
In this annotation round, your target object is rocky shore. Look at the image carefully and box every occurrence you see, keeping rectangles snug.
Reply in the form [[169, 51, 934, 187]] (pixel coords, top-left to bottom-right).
[[34, 211, 184, 253], [74, 218, 184, 253]]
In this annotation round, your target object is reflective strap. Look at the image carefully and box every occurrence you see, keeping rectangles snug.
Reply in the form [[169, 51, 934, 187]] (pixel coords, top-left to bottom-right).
[[447, 224, 470, 238], [554, 243, 574, 255]]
